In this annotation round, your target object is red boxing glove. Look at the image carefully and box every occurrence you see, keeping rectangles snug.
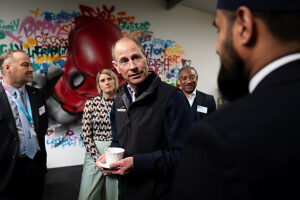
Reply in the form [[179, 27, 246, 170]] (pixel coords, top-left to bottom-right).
[[54, 16, 124, 114]]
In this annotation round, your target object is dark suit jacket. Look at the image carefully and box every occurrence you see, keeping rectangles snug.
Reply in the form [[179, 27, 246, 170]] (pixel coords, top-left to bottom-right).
[[169, 59, 300, 200], [191, 90, 216, 122], [0, 84, 48, 194]]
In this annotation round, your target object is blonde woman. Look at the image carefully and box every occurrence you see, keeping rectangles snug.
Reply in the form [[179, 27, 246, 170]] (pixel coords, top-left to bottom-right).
[[78, 69, 119, 200]]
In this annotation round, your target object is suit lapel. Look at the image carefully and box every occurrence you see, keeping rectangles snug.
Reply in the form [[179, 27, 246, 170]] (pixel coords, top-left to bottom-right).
[[191, 91, 199, 120], [0, 84, 18, 135]]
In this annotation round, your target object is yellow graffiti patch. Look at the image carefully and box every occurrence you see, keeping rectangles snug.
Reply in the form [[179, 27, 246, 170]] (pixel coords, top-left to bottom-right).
[[36, 55, 61, 63]]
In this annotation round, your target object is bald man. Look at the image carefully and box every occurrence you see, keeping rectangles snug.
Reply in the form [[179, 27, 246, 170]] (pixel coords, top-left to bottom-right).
[[0, 50, 48, 200], [96, 37, 191, 200]]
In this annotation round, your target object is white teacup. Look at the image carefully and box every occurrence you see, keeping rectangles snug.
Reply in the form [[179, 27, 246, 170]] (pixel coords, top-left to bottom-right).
[[105, 147, 125, 165]]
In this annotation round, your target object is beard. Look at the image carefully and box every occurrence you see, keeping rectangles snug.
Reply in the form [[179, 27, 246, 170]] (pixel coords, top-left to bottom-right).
[[217, 37, 249, 102], [183, 83, 196, 94]]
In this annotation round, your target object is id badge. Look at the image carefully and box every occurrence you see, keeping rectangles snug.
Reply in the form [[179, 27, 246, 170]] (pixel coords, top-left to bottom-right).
[[30, 125, 36, 137]]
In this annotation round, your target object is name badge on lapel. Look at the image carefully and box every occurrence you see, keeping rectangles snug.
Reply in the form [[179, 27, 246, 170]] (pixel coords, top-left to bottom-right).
[[39, 105, 46, 116], [197, 105, 208, 114], [117, 106, 126, 112]]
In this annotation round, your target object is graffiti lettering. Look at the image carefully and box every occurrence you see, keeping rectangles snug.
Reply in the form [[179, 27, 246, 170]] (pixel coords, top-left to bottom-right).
[[35, 31, 68, 47], [46, 135, 84, 148], [0, 31, 5, 39], [0, 43, 23, 55], [163, 44, 185, 56], [116, 11, 135, 23], [119, 21, 152, 33], [123, 31, 152, 42], [151, 38, 174, 48], [79, 5, 135, 24], [27, 45, 68, 59], [0, 19, 20, 33], [143, 44, 166, 58], [42, 10, 80, 23], [79, 4, 115, 21], [164, 54, 181, 67], [19, 16, 67, 38], [148, 56, 170, 72], [32, 58, 65, 74]]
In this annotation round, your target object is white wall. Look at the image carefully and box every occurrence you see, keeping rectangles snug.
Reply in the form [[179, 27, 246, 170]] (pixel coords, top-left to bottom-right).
[[103, 0, 220, 97], [166, 4, 220, 97], [0, 0, 220, 168]]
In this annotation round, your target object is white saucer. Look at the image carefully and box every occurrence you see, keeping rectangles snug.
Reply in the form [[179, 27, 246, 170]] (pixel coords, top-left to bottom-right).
[[98, 162, 111, 169]]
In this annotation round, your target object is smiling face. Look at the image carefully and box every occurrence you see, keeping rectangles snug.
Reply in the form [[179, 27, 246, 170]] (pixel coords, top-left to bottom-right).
[[99, 73, 116, 97], [2, 51, 33, 88], [178, 68, 198, 96], [112, 38, 149, 90]]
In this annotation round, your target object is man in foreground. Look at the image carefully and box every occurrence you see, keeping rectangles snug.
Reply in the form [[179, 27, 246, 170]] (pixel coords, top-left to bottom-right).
[[96, 37, 191, 200], [169, 0, 300, 199]]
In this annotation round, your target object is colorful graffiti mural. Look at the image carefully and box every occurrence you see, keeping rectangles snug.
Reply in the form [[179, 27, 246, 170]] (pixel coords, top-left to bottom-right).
[[0, 4, 192, 155]]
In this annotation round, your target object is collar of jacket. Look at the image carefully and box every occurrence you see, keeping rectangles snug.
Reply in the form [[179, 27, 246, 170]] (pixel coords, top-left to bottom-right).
[[121, 71, 160, 108]]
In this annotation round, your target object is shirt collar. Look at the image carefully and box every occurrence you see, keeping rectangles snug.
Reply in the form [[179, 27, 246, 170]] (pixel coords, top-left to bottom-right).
[[2, 82, 26, 96], [126, 84, 136, 102], [249, 53, 300, 93], [191, 89, 196, 97], [186, 89, 196, 99]]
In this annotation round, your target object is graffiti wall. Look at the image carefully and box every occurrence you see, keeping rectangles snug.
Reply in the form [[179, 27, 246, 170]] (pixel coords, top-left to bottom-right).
[[0, 0, 218, 168]]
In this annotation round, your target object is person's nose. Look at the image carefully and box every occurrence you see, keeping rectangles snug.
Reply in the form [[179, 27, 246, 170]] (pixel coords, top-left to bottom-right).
[[128, 59, 138, 71], [28, 64, 34, 72], [186, 78, 193, 83]]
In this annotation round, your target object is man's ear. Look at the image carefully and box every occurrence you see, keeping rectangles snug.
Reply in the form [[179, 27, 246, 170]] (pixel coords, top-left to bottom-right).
[[234, 6, 255, 46], [3, 64, 10, 72], [144, 50, 150, 66], [112, 61, 120, 73], [145, 50, 149, 59]]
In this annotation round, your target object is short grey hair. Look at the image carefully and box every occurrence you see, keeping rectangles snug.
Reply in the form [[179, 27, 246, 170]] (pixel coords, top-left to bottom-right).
[[178, 66, 198, 77], [0, 50, 27, 73]]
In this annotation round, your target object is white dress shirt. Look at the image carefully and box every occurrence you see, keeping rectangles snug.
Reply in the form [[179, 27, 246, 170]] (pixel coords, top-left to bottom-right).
[[127, 84, 136, 102], [186, 90, 196, 107], [249, 53, 300, 93]]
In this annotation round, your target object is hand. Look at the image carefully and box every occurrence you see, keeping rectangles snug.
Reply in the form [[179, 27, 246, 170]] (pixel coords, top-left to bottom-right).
[[107, 157, 134, 176], [95, 153, 107, 172]]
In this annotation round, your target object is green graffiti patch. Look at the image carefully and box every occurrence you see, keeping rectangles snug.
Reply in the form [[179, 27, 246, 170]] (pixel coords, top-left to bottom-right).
[[0, 31, 5, 39]]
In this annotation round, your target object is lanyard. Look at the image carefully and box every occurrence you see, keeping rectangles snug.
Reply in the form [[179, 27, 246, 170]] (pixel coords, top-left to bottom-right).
[[2, 83, 34, 125], [101, 96, 111, 121]]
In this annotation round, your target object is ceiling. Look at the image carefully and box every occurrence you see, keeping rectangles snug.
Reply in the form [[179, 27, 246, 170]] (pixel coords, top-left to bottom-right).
[[166, 0, 218, 14], [181, 0, 217, 13]]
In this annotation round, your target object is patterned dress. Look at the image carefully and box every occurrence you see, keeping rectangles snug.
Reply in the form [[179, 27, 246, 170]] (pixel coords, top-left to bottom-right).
[[81, 96, 114, 162]]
